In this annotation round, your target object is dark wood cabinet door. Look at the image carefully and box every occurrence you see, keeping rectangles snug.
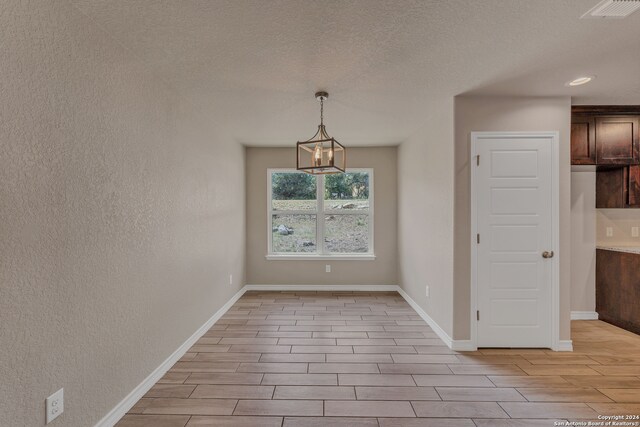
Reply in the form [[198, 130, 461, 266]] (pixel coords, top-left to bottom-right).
[[628, 165, 640, 207], [595, 116, 639, 165], [596, 167, 628, 208], [597, 249, 640, 335], [571, 117, 596, 164]]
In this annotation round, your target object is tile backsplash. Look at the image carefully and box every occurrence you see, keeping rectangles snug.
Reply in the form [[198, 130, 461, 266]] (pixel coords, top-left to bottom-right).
[[597, 209, 640, 245]]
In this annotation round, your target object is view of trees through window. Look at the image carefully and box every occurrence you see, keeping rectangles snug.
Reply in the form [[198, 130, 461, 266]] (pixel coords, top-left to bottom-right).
[[269, 170, 372, 254], [271, 172, 369, 200], [271, 173, 316, 200], [325, 173, 369, 200]]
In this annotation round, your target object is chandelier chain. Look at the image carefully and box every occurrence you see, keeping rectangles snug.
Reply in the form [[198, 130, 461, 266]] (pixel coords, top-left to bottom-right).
[[320, 98, 324, 126]]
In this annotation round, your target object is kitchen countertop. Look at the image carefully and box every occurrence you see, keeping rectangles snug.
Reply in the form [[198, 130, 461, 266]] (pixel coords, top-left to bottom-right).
[[596, 245, 640, 254]]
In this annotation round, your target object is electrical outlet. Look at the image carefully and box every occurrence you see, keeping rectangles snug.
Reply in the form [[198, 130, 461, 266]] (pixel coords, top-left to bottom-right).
[[325, 264, 331, 273], [632, 227, 639, 238], [229, 274, 233, 285], [46, 388, 64, 424], [606, 227, 613, 237], [425, 286, 430, 297]]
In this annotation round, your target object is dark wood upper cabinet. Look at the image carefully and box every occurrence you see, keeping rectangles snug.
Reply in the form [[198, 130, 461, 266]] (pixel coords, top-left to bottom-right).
[[596, 167, 628, 208], [574, 108, 640, 208], [571, 117, 596, 164], [595, 116, 639, 165], [596, 165, 640, 209]]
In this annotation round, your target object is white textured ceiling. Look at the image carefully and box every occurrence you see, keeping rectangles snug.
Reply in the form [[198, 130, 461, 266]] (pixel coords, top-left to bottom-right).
[[72, 0, 640, 146]]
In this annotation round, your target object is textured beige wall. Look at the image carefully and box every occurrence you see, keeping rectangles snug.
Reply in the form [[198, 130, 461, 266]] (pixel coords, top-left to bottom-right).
[[245, 147, 397, 285], [453, 96, 572, 341], [0, 2, 245, 426], [398, 99, 455, 336], [596, 209, 640, 245], [571, 172, 596, 313]]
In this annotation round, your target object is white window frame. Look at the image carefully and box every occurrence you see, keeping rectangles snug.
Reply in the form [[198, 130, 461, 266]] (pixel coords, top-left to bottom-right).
[[266, 168, 375, 260]]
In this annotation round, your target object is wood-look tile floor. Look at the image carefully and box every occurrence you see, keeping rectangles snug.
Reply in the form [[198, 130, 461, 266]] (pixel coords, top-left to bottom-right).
[[117, 291, 640, 427]]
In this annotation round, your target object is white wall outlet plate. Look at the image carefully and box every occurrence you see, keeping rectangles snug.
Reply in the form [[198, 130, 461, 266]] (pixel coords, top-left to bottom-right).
[[632, 227, 639, 238], [46, 388, 64, 424], [425, 285, 430, 297], [325, 264, 331, 273], [606, 227, 613, 237], [229, 274, 233, 285]]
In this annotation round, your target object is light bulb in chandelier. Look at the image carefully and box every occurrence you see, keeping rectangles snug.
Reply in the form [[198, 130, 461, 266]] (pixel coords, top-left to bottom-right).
[[313, 144, 322, 167]]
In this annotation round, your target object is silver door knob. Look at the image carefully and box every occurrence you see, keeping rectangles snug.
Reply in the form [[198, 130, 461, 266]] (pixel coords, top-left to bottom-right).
[[542, 251, 554, 259]]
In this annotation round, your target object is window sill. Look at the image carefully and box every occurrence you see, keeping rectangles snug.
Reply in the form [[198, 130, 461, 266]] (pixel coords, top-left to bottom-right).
[[265, 254, 376, 261]]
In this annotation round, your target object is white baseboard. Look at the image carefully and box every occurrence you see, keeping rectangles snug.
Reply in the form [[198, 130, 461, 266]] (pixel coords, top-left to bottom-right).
[[556, 340, 574, 352], [571, 311, 599, 320], [244, 284, 399, 292], [451, 340, 476, 351], [395, 288, 458, 350], [94, 286, 248, 427]]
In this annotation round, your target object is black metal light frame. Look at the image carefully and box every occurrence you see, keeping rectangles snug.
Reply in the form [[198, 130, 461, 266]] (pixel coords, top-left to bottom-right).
[[296, 92, 346, 175]]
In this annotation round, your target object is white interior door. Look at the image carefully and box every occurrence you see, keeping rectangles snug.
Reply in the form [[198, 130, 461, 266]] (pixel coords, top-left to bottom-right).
[[473, 133, 557, 348]]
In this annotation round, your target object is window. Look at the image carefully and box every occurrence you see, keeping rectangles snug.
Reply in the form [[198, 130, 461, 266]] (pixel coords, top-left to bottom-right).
[[267, 169, 374, 259]]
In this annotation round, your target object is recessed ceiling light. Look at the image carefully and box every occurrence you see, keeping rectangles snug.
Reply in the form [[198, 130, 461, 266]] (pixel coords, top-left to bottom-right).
[[566, 76, 595, 87]]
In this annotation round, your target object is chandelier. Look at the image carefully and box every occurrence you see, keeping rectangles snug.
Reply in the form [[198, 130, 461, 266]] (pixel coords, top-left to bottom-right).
[[296, 91, 346, 174]]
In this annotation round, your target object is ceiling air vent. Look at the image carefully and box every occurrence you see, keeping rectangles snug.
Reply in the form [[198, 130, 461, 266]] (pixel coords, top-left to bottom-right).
[[581, 0, 640, 18]]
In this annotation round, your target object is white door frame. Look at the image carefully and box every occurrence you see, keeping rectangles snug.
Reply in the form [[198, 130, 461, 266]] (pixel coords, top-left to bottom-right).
[[470, 131, 561, 351]]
